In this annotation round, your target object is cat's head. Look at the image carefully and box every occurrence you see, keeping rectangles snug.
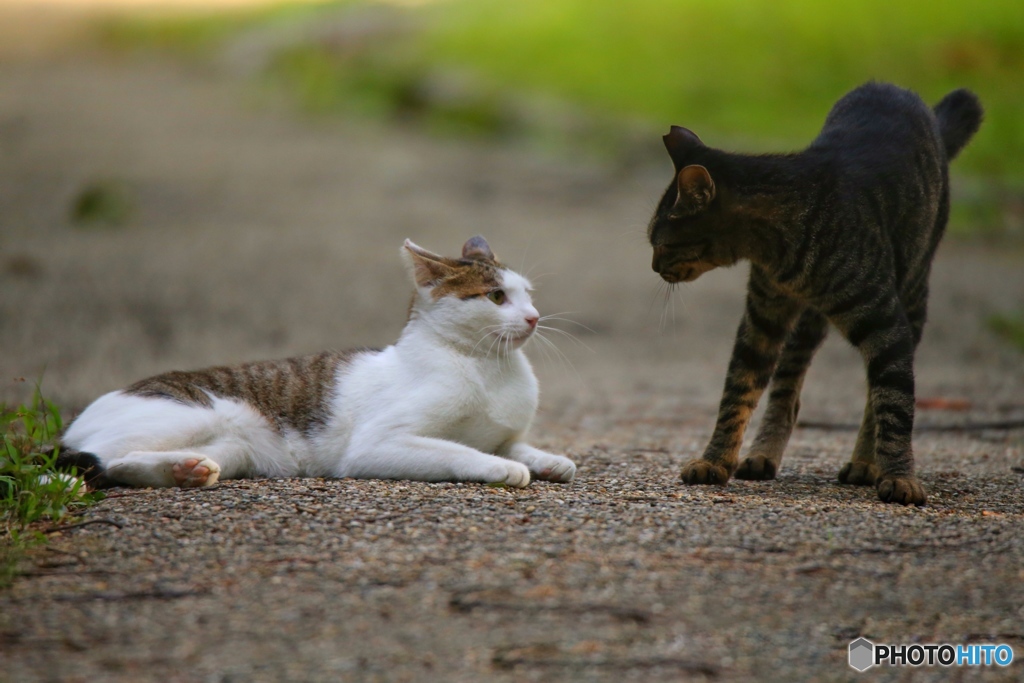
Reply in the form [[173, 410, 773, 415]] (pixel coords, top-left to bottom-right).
[[648, 126, 740, 283], [401, 236, 539, 354]]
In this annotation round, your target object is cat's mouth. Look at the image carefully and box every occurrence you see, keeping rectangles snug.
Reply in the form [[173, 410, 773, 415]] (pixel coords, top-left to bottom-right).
[[658, 260, 716, 283], [509, 329, 535, 347], [652, 244, 716, 283], [489, 328, 534, 349]]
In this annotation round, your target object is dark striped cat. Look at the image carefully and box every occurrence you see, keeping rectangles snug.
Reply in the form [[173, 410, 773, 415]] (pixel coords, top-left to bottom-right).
[[647, 82, 982, 505]]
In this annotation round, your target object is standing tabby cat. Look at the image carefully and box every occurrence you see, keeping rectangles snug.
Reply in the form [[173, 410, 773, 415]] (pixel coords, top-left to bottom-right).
[[647, 82, 982, 505], [59, 237, 576, 489]]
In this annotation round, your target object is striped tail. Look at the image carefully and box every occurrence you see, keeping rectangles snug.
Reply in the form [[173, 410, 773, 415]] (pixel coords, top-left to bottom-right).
[[53, 446, 113, 489]]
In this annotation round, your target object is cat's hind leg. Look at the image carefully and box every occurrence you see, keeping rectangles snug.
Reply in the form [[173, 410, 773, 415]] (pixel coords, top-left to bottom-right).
[[103, 451, 222, 488], [839, 278, 928, 489], [832, 290, 926, 505], [736, 309, 828, 480]]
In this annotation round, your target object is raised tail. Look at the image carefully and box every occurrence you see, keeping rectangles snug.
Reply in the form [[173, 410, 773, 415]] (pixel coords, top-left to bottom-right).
[[53, 446, 113, 489], [933, 89, 983, 160]]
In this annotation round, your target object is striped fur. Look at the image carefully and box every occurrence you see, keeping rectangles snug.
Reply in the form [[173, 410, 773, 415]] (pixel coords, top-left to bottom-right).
[[125, 350, 367, 436], [648, 82, 983, 506]]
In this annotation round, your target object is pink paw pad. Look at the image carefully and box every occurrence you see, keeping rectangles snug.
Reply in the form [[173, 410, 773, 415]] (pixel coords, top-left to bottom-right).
[[171, 457, 220, 488]]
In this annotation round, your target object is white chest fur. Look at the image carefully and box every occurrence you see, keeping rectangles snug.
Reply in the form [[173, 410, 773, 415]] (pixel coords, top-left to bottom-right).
[[329, 327, 539, 459]]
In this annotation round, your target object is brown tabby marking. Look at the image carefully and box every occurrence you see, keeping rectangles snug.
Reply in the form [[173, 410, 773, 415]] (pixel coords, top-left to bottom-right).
[[125, 349, 371, 434], [405, 237, 507, 300]]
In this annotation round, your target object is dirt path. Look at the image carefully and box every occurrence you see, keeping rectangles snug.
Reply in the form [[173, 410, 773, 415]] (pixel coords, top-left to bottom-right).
[[1, 16, 1023, 682]]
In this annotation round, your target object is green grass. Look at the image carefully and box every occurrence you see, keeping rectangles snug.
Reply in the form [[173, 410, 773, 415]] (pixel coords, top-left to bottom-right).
[[98, 0, 1024, 235], [422, 0, 1023, 176], [1, 390, 104, 586]]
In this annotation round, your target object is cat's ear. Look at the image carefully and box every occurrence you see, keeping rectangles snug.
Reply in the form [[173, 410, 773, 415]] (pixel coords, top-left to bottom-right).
[[673, 165, 716, 215], [663, 126, 704, 169], [403, 240, 456, 288], [461, 235, 495, 262]]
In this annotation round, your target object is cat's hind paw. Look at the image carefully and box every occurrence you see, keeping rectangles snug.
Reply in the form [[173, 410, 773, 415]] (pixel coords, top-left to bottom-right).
[[680, 460, 731, 486], [531, 455, 576, 483], [876, 475, 926, 506], [837, 461, 879, 486], [172, 457, 221, 488]]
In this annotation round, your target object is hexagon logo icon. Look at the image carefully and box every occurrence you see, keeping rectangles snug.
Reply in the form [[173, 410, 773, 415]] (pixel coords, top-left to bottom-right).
[[849, 637, 875, 672]]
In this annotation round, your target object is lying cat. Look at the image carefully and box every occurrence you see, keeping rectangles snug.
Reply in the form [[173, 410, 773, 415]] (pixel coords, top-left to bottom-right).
[[647, 82, 982, 505], [59, 236, 575, 489]]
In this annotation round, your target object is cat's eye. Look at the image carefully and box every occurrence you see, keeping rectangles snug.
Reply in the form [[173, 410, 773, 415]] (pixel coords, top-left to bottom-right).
[[486, 289, 506, 305]]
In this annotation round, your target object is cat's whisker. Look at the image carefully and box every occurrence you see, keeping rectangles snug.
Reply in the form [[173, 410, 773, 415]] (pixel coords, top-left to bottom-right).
[[472, 326, 507, 356], [502, 332, 515, 376], [659, 282, 674, 333], [522, 271, 552, 284], [535, 325, 593, 354], [527, 330, 556, 368], [648, 281, 667, 320], [531, 332, 562, 368], [537, 313, 597, 335], [484, 329, 506, 360], [532, 330, 580, 380], [669, 282, 680, 330]]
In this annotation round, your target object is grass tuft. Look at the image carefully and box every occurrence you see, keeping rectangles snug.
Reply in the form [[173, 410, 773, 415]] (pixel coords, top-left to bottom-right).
[[1, 389, 104, 587]]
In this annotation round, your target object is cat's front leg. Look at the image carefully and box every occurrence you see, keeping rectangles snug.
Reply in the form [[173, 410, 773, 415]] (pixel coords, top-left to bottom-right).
[[737, 309, 828, 480], [501, 442, 576, 483], [341, 434, 531, 487], [682, 272, 800, 486]]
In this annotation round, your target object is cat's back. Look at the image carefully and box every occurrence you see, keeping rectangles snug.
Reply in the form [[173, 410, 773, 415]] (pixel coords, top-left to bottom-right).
[[810, 82, 944, 174], [123, 349, 375, 435]]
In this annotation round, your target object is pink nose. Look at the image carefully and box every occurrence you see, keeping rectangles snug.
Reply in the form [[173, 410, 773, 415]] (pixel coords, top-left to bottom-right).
[[525, 316, 538, 329]]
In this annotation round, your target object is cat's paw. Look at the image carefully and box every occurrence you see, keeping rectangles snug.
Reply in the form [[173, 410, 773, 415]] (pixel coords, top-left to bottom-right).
[[876, 475, 926, 506], [680, 460, 731, 486], [530, 454, 576, 483], [172, 457, 221, 488], [837, 461, 879, 486], [489, 461, 531, 488], [734, 454, 777, 481]]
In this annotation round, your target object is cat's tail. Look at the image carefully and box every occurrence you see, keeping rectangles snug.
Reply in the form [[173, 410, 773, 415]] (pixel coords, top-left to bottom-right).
[[51, 445, 114, 489], [933, 89, 983, 160]]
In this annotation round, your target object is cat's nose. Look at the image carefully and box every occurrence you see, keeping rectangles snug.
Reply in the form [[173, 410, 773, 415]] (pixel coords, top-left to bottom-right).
[[652, 245, 668, 272], [525, 316, 538, 329]]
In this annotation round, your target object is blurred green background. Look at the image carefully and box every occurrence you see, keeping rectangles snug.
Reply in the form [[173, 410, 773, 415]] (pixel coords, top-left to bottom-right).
[[101, 0, 1024, 237]]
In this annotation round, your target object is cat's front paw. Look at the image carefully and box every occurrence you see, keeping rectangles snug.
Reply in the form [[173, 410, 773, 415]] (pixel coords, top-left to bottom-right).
[[530, 454, 576, 483], [735, 454, 777, 481], [876, 475, 926, 506], [680, 459, 731, 486], [490, 461, 531, 488]]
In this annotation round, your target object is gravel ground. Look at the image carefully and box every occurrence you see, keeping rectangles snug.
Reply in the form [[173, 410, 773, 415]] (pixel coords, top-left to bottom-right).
[[1, 15, 1023, 682]]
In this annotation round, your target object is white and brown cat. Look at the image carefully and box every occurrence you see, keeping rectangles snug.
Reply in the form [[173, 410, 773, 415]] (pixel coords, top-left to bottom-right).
[[59, 236, 575, 489]]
